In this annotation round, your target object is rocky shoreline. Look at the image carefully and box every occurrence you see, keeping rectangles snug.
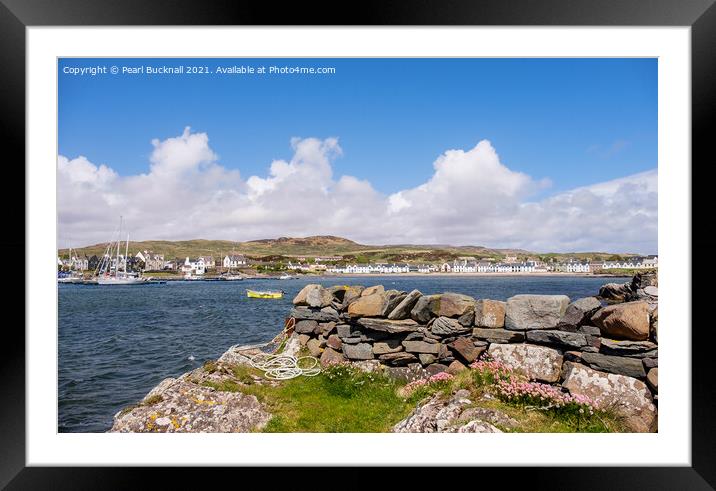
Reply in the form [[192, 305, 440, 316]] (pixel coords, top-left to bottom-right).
[[110, 272, 658, 433]]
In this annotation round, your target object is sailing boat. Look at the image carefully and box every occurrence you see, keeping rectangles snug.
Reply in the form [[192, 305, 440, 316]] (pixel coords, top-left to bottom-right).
[[219, 244, 243, 280], [96, 217, 147, 285], [58, 245, 85, 283]]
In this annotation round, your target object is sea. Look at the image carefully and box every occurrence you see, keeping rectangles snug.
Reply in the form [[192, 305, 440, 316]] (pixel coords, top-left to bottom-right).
[[58, 274, 615, 432]]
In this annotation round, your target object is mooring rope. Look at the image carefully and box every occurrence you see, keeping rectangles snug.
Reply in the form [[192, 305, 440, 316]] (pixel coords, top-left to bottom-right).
[[249, 353, 321, 380], [246, 316, 321, 380]]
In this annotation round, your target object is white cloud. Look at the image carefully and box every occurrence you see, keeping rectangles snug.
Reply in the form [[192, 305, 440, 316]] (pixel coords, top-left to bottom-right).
[[58, 128, 657, 254]]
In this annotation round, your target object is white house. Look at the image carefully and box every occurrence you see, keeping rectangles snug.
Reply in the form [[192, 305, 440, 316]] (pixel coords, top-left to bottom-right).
[[564, 261, 590, 273], [452, 259, 477, 273], [182, 257, 206, 276], [136, 250, 165, 271], [223, 254, 247, 269]]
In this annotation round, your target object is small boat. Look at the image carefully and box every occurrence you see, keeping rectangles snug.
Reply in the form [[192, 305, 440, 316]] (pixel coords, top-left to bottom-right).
[[278, 274, 294, 280], [219, 273, 244, 281], [246, 289, 284, 299]]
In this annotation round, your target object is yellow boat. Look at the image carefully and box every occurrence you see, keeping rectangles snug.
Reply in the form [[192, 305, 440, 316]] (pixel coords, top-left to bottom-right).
[[246, 289, 284, 299]]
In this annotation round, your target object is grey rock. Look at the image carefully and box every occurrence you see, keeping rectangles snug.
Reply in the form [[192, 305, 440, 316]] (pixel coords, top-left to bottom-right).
[[458, 407, 519, 429], [642, 357, 658, 369], [578, 325, 602, 336], [356, 317, 421, 334], [526, 330, 588, 349], [560, 297, 602, 327], [379, 352, 419, 366], [644, 286, 658, 297], [294, 319, 319, 334], [426, 363, 449, 376], [488, 343, 563, 383], [384, 364, 428, 382], [320, 347, 347, 366], [292, 284, 333, 308], [505, 294, 570, 330], [341, 337, 362, 345], [581, 352, 646, 378], [418, 353, 437, 365], [599, 338, 658, 358], [336, 324, 358, 339], [290, 307, 339, 322], [342, 343, 374, 360], [306, 338, 323, 357], [372, 339, 404, 355], [430, 316, 470, 336], [473, 328, 525, 343], [598, 282, 633, 303], [410, 294, 440, 323], [473, 299, 506, 328], [447, 337, 485, 364]]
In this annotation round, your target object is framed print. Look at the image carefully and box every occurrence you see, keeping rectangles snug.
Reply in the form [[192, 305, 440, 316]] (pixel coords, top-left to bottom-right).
[[5, 0, 714, 487]]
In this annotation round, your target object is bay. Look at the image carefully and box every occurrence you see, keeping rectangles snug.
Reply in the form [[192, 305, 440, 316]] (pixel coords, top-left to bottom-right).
[[58, 274, 615, 432]]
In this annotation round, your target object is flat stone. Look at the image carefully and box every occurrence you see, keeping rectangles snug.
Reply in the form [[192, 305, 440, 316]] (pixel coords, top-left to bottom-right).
[[403, 340, 441, 354], [372, 339, 404, 355], [426, 363, 449, 376], [591, 301, 650, 341], [342, 343, 374, 360], [430, 316, 470, 336], [290, 307, 339, 322], [487, 344, 563, 383], [644, 286, 658, 297], [579, 325, 602, 336], [342, 337, 362, 344], [473, 299, 506, 328], [643, 357, 658, 369], [505, 294, 570, 330], [356, 317, 421, 333], [361, 285, 385, 297], [473, 328, 525, 343], [562, 362, 656, 432], [435, 293, 476, 318], [599, 338, 658, 358], [379, 352, 419, 366], [388, 289, 423, 320], [580, 352, 646, 378], [294, 319, 319, 334], [525, 330, 588, 349]]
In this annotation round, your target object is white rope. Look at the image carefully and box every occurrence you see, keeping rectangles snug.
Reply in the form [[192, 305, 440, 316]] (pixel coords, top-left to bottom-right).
[[249, 353, 321, 380]]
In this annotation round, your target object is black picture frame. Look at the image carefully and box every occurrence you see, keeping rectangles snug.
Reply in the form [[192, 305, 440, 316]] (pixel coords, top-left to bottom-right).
[[3, 0, 713, 487]]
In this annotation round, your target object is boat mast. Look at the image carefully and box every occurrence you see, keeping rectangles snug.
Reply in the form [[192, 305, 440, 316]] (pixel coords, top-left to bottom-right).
[[116, 216, 122, 276], [125, 231, 129, 274]]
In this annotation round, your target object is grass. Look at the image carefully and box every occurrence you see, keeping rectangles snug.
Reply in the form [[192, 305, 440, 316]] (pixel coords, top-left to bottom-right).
[[193, 360, 628, 433]]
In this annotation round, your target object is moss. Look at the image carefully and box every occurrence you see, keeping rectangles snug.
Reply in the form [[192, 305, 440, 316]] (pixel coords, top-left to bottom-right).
[[203, 360, 218, 374], [144, 394, 164, 405]]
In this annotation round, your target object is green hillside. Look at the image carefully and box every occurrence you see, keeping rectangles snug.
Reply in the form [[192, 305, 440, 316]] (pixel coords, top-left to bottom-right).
[[58, 235, 639, 263]]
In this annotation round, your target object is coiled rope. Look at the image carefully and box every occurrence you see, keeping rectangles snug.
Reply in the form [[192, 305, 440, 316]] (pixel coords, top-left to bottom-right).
[[247, 317, 321, 380]]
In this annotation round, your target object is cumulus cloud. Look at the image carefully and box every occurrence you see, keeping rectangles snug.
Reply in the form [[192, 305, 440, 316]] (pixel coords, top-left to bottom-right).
[[58, 128, 657, 254]]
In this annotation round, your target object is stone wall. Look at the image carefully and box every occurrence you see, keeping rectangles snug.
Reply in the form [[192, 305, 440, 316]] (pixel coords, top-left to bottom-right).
[[290, 272, 658, 432]]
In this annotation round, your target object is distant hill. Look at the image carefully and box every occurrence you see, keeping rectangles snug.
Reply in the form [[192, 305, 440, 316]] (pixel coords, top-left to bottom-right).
[[58, 235, 637, 263]]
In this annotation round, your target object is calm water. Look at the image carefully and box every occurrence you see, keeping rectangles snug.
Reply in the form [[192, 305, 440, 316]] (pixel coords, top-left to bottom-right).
[[58, 275, 613, 432]]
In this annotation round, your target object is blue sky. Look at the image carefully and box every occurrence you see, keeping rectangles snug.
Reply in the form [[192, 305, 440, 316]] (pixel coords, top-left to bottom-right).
[[58, 58, 657, 253], [59, 58, 656, 196]]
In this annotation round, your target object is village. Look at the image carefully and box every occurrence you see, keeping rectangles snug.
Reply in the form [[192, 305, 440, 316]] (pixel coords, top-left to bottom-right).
[[58, 248, 659, 278]]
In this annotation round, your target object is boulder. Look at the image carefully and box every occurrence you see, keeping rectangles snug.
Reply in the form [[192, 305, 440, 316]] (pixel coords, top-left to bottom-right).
[[410, 295, 441, 323], [392, 393, 472, 433], [294, 319, 319, 334], [372, 339, 404, 355], [561, 362, 657, 432], [342, 343, 374, 360], [591, 301, 650, 341], [473, 327, 525, 344], [292, 284, 333, 308], [473, 299, 506, 328], [646, 368, 658, 393], [560, 297, 602, 327], [326, 334, 342, 350], [487, 344, 563, 382], [388, 289, 423, 320], [447, 337, 484, 364], [339, 286, 365, 309], [356, 317, 421, 334], [320, 347, 347, 366], [505, 294, 570, 330], [430, 316, 470, 336], [379, 352, 419, 366], [599, 338, 658, 358], [632, 271, 658, 289], [290, 307, 340, 322], [525, 330, 588, 349], [361, 285, 385, 297], [384, 364, 428, 382], [435, 293, 475, 318], [580, 352, 646, 378], [347, 292, 389, 318], [403, 340, 441, 354], [457, 407, 519, 430], [110, 380, 271, 433], [306, 338, 323, 357], [598, 282, 633, 303]]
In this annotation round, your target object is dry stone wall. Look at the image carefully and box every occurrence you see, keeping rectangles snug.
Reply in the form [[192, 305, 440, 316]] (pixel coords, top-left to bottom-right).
[[290, 271, 659, 432]]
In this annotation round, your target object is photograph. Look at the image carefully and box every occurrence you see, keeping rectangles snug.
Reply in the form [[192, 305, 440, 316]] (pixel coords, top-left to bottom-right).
[[56, 57, 659, 435]]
